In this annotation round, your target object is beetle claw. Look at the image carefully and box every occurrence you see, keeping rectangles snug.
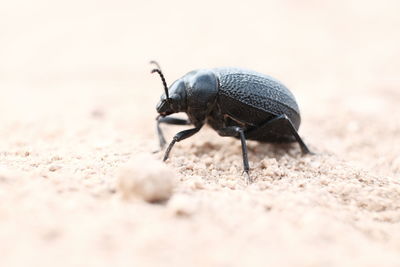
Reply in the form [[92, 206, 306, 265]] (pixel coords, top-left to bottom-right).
[[301, 147, 316, 156], [305, 150, 316, 156], [242, 171, 252, 184]]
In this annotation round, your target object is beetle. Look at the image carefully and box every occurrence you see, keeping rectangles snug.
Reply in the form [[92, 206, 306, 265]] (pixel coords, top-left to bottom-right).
[[151, 61, 312, 182]]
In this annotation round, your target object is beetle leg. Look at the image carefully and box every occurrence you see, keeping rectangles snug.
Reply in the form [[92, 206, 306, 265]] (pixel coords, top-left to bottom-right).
[[218, 126, 251, 183], [248, 114, 313, 154], [156, 116, 191, 149], [163, 127, 202, 161]]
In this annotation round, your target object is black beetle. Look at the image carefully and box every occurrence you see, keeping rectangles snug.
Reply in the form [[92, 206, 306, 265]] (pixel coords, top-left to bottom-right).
[[151, 61, 312, 182]]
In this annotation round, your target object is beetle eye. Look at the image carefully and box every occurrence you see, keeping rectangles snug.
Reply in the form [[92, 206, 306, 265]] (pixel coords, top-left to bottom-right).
[[156, 98, 172, 114]]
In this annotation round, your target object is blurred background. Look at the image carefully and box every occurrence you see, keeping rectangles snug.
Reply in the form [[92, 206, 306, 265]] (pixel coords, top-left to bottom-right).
[[2, 0, 400, 80]]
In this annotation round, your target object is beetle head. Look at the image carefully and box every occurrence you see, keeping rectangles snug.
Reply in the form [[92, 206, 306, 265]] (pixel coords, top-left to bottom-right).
[[151, 62, 187, 116], [156, 80, 187, 116]]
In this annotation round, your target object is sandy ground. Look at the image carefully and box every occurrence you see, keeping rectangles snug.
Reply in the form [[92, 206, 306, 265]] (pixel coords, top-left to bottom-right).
[[1, 0, 400, 266]]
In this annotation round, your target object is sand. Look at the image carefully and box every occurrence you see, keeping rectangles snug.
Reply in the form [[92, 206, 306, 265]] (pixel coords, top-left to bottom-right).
[[1, 0, 400, 266]]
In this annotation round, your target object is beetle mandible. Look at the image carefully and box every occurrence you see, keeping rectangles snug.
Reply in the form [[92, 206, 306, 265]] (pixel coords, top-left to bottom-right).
[[151, 61, 312, 182]]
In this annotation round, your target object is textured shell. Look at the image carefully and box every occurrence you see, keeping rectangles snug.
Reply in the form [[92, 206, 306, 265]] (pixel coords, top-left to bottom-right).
[[212, 67, 301, 128]]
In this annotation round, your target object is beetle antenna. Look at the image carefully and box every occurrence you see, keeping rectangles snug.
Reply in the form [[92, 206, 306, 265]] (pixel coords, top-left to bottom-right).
[[150, 60, 162, 71], [151, 69, 169, 100], [150, 62, 169, 101]]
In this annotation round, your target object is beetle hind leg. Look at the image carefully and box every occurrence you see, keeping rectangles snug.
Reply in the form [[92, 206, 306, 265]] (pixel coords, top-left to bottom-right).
[[218, 126, 252, 183], [246, 114, 312, 154]]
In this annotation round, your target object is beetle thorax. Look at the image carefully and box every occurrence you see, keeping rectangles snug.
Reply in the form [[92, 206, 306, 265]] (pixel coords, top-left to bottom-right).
[[184, 70, 219, 126]]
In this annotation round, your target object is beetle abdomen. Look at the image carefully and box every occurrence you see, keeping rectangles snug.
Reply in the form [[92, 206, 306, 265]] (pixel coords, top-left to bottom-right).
[[213, 68, 301, 129]]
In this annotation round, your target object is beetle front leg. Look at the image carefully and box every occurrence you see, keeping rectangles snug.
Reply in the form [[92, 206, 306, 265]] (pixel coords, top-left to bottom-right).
[[218, 126, 251, 183], [156, 116, 191, 149], [164, 127, 202, 161]]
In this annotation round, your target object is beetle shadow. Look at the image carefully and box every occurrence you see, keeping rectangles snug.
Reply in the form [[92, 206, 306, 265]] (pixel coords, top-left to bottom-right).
[[190, 140, 224, 157], [247, 141, 303, 161], [190, 138, 302, 161]]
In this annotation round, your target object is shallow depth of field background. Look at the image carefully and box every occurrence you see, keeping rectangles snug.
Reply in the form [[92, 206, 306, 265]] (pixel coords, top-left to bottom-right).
[[1, 1, 400, 267]]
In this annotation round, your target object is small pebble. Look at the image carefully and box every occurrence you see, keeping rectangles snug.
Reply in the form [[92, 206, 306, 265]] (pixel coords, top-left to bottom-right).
[[117, 154, 176, 203], [167, 194, 197, 217], [49, 165, 62, 172], [187, 175, 205, 190]]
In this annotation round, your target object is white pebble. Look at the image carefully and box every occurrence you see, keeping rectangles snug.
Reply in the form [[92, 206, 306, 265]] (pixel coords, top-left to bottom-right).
[[167, 194, 197, 217], [187, 175, 205, 190], [117, 154, 176, 203]]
